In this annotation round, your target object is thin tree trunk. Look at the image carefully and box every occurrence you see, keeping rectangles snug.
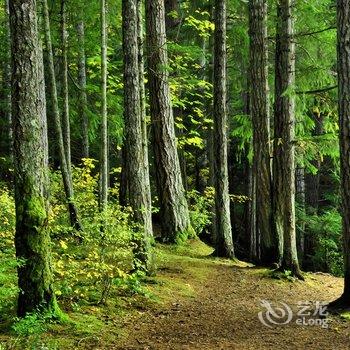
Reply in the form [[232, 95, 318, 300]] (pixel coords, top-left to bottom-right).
[[100, 0, 109, 210], [77, 19, 89, 159], [60, 0, 72, 170], [296, 166, 305, 263], [249, 0, 276, 265], [122, 0, 153, 270], [273, 0, 302, 277], [42, 0, 82, 231], [10, 0, 57, 316], [212, 0, 234, 258], [145, 0, 193, 243], [331, 0, 350, 308]]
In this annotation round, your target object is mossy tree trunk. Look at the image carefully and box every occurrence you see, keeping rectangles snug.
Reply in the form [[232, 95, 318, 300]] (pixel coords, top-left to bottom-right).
[[122, 0, 153, 270], [272, 0, 301, 277], [212, 0, 234, 258], [10, 0, 57, 317], [145, 0, 193, 243]]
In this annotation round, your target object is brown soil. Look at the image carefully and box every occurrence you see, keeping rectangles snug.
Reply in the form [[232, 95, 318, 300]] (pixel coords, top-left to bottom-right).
[[114, 248, 350, 350]]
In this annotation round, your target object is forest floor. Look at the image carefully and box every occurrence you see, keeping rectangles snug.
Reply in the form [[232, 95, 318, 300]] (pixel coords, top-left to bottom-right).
[[113, 241, 350, 350], [2, 240, 350, 349]]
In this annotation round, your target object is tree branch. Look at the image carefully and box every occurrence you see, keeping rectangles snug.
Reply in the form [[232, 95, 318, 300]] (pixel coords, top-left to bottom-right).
[[296, 85, 337, 95]]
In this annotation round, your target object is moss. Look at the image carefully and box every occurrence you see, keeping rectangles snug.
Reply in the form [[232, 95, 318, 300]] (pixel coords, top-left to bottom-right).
[[26, 196, 47, 225], [47, 298, 71, 325], [174, 224, 196, 245], [341, 312, 350, 320]]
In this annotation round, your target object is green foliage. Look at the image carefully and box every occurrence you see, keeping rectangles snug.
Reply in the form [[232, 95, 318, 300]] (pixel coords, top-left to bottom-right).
[[50, 159, 134, 304], [306, 209, 343, 276], [12, 313, 47, 337], [187, 187, 214, 236], [0, 187, 17, 316], [113, 271, 152, 298]]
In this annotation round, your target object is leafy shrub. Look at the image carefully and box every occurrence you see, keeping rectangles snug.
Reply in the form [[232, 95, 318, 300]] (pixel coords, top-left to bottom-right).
[[12, 313, 47, 337], [304, 209, 343, 276], [187, 187, 214, 236], [50, 159, 134, 304], [0, 187, 17, 316]]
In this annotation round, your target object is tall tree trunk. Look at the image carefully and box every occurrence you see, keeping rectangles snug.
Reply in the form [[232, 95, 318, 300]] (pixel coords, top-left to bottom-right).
[[5, 0, 12, 163], [212, 0, 234, 258], [137, 0, 153, 233], [122, 0, 153, 270], [273, 0, 301, 277], [249, 0, 276, 265], [100, 0, 109, 210], [10, 0, 57, 316], [77, 19, 89, 159], [60, 0, 71, 170], [42, 0, 82, 231], [332, 0, 350, 308], [145, 0, 193, 243]]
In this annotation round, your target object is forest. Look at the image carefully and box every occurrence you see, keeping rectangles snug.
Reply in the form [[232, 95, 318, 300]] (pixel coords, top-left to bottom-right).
[[1, 0, 350, 348]]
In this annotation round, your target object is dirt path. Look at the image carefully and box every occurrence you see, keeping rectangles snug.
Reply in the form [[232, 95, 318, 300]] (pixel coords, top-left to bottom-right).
[[114, 248, 350, 350]]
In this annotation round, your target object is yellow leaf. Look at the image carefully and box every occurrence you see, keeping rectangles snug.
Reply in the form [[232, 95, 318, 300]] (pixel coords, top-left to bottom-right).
[[59, 240, 68, 250]]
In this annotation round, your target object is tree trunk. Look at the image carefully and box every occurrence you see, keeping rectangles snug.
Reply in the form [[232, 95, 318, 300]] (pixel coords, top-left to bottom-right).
[[42, 0, 82, 231], [60, 0, 71, 170], [10, 0, 57, 317], [332, 0, 350, 307], [273, 0, 301, 277], [77, 19, 89, 159], [212, 0, 234, 258], [122, 0, 153, 270], [145, 0, 193, 243], [100, 0, 109, 210], [5, 0, 12, 164], [249, 0, 276, 265], [296, 166, 305, 263], [137, 0, 152, 221]]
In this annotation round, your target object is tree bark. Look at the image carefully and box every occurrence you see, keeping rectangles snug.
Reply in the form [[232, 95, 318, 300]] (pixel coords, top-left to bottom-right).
[[332, 0, 350, 307], [100, 0, 109, 210], [122, 0, 153, 270], [212, 0, 234, 258], [77, 19, 89, 159], [60, 0, 72, 170], [5, 0, 12, 163], [42, 0, 82, 231], [10, 0, 57, 316], [145, 0, 193, 243], [273, 0, 301, 277], [249, 0, 276, 264], [296, 166, 305, 263], [137, 0, 152, 220]]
